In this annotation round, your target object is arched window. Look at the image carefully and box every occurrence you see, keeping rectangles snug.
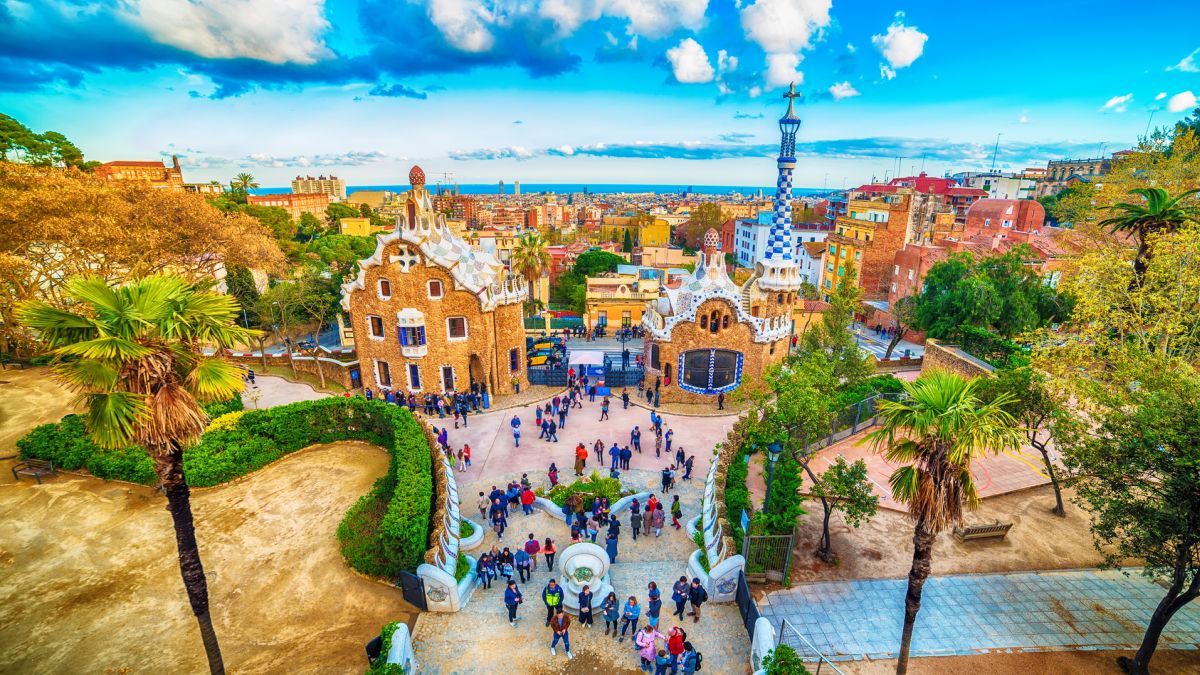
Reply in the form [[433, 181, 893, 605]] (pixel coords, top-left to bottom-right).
[[709, 310, 720, 334], [700, 314, 708, 329], [406, 200, 417, 228], [776, 293, 784, 304], [722, 314, 731, 329]]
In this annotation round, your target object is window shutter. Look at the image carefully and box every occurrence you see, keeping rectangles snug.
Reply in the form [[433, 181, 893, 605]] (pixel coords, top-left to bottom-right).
[[418, 326, 426, 344], [399, 327, 408, 346]]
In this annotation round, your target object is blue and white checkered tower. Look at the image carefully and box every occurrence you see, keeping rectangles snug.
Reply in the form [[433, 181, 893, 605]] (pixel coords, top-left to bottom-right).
[[757, 82, 804, 291]]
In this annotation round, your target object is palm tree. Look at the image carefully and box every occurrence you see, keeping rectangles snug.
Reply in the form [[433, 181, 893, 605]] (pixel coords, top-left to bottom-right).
[[865, 370, 1022, 675], [1099, 187, 1200, 282], [17, 274, 257, 675], [230, 172, 259, 194], [510, 232, 550, 313]]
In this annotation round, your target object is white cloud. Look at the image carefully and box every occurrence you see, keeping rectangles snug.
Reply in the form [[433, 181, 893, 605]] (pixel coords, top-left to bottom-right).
[[1167, 48, 1200, 73], [828, 81, 859, 100], [765, 52, 803, 89], [123, 0, 332, 64], [554, 144, 576, 156], [428, 0, 495, 52], [1100, 93, 1133, 113], [879, 64, 896, 80], [748, 86, 762, 98], [538, 0, 708, 39], [717, 49, 738, 75], [740, 0, 832, 54], [666, 38, 715, 84], [1156, 92, 1168, 101], [872, 16, 928, 73], [1018, 111, 1029, 124], [1168, 91, 1197, 113], [846, 42, 856, 53]]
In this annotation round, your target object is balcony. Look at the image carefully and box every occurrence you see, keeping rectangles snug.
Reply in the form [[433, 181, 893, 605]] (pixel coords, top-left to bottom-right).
[[587, 291, 660, 301]]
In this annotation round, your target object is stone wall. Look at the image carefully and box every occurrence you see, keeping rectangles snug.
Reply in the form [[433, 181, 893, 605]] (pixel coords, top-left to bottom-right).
[[920, 339, 995, 379], [225, 352, 358, 389], [348, 239, 528, 396]]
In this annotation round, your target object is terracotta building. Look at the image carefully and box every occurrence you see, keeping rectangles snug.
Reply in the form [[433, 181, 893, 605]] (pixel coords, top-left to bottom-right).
[[961, 199, 1046, 239], [642, 87, 804, 403], [95, 155, 184, 190], [340, 166, 529, 395], [246, 192, 331, 222]]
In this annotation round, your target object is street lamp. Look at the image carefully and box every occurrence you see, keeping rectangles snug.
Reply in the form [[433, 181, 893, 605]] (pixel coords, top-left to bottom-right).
[[763, 441, 783, 514]]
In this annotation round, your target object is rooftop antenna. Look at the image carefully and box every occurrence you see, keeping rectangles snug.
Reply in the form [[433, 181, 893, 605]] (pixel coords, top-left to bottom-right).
[[920, 153, 927, 172], [1144, 110, 1157, 139], [989, 133, 1003, 172]]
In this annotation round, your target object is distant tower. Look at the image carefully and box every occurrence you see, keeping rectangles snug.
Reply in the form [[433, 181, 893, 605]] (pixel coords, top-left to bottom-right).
[[755, 82, 804, 292], [499, 180, 505, 195], [514, 180, 521, 196]]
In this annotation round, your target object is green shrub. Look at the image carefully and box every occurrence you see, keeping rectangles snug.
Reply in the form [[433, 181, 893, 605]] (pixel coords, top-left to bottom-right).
[[724, 448, 751, 549], [337, 476, 394, 577], [16, 415, 157, 485], [832, 374, 905, 411], [454, 552, 470, 582], [365, 620, 408, 675], [692, 530, 709, 572], [202, 394, 244, 419], [762, 644, 810, 675], [86, 445, 156, 484], [29, 354, 53, 366], [460, 518, 474, 538], [545, 470, 624, 510]]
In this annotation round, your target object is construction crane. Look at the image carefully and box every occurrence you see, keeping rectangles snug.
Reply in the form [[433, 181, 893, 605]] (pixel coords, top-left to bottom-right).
[[435, 172, 456, 195]]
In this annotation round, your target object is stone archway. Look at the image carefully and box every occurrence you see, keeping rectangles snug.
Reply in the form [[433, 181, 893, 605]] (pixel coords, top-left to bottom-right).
[[468, 353, 486, 391]]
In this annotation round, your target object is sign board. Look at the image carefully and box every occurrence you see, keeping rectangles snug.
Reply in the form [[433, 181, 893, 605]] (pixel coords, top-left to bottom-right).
[[741, 509, 750, 535]]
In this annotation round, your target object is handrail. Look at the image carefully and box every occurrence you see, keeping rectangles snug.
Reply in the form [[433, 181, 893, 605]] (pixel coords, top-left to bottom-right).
[[779, 618, 845, 675]]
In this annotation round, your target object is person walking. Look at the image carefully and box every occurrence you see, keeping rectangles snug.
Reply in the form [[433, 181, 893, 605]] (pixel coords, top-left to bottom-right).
[[602, 591, 620, 636], [547, 419, 559, 442], [578, 584, 594, 629], [504, 580, 523, 626], [651, 503, 666, 537], [543, 538, 557, 571], [463, 444, 472, 469], [476, 552, 494, 590], [670, 495, 683, 530], [646, 581, 662, 630], [542, 578, 564, 626], [654, 429, 663, 458], [671, 576, 689, 620], [631, 426, 642, 453], [717, 391, 724, 410], [548, 462, 559, 487], [549, 607, 574, 659], [604, 531, 619, 563], [593, 438, 605, 465], [642, 502, 653, 536], [520, 486, 536, 515], [622, 388, 630, 409], [665, 428, 673, 456], [558, 402, 567, 429], [619, 596, 641, 642], [660, 465, 672, 493], [630, 499, 642, 540], [574, 443, 586, 477], [683, 455, 695, 480], [686, 578, 708, 623], [621, 445, 633, 471], [586, 515, 600, 544], [675, 446, 685, 468], [600, 396, 610, 421], [477, 491, 490, 521], [499, 547, 515, 583], [635, 624, 666, 672], [514, 546, 532, 583], [492, 503, 508, 540], [511, 414, 522, 447]]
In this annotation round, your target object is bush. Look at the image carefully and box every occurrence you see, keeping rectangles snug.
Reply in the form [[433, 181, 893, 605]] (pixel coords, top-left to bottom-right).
[[724, 448, 751, 549], [692, 530, 709, 572], [762, 644, 810, 675], [455, 552, 470, 582], [202, 394, 244, 419], [365, 620, 408, 675], [460, 518, 475, 538], [29, 354, 53, 366], [545, 471, 625, 510], [17, 415, 157, 485], [832, 374, 905, 411]]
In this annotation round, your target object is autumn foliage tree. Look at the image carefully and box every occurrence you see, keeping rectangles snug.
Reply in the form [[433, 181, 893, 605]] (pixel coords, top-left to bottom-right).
[[0, 162, 284, 354]]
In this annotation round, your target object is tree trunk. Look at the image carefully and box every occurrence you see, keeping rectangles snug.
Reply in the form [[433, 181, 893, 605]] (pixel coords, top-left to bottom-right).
[[256, 336, 268, 373], [896, 520, 935, 675], [311, 321, 327, 389], [159, 446, 225, 675], [884, 332, 903, 359], [1033, 440, 1065, 517], [796, 453, 835, 563]]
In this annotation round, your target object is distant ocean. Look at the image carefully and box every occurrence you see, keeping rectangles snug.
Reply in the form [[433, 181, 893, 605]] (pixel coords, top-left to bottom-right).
[[250, 183, 829, 197]]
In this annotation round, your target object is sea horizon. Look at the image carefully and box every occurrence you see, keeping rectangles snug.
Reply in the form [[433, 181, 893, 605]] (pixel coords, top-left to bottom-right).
[[249, 183, 832, 197]]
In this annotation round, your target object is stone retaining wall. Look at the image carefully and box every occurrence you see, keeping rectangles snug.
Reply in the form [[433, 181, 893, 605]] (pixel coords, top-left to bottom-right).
[[920, 339, 995, 379]]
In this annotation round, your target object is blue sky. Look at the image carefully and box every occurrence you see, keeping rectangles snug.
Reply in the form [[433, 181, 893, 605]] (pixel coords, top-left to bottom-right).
[[1, 0, 1197, 188]]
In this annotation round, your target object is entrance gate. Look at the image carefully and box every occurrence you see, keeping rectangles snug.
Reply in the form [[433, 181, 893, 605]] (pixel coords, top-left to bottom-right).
[[397, 570, 427, 611], [742, 531, 795, 580]]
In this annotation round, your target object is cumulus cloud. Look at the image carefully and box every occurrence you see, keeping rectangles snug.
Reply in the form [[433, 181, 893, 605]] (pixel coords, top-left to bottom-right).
[[1018, 111, 1029, 124], [368, 83, 429, 99], [666, 38, 715, 84], [1155, 92, 1168, 101], [123, 0, 332, 65], [740, 0, 832, 54], [448, 146, 536, 160], [871, 14, 927, 79], [427, 0, 495, 52], [828, 81, 859, 101], [241, 150, 388, 167], [1168, 91, 1197, 113], [1167, 48, 1199, 73], [764, 53, 802, 89], [1100, 93, 1133, 113]]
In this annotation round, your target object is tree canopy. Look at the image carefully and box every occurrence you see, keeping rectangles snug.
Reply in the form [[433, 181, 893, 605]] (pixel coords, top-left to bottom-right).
[[0, 113, 90, 170]]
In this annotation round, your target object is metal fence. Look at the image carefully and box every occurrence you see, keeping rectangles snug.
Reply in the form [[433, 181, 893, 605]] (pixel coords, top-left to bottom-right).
[[528, 365, 568, 387], [743, 531, 795, 578], [735, 570, 760, 640], [603, 354, 644, 388], [807, 392, 905, 451], [778, 618, 845, 675]]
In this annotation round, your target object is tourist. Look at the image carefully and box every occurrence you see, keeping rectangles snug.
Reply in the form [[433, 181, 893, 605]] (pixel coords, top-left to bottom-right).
[[492, 503, 508, 539], [642, 502, 653, 535], [654, 429, 663, 458], [716, 392, 724, 410], [594, 438, 605, 465], [620, 445, 633, 470], [665, 429, 674, 455], [622, 388, 630, 409], [543, 537, 557, 570], [463, 444, 472, 469], [515, 547, 532, 583], [499, 548, 514, 582], [558, 403, 567, 429], [630, 499, 642, 540], [573, 444, 586, 477], [477, 492, 489, 521], [520, 486, 535, 515], [549, 606, 573, 659], [679, 641, 700, 674], [503, 580, 523, 626], [647, 493, 659, 513], [539, 417, 549, 440], [652, 504, 666, 537], [455, 448, 465, 472], [602, 591, 620, 636], [570, 527, 582, 544], [675, 446, 685, 468], [552, 395, 560, 418], [578, 584, 594, 628], [535, 405, 544, 429], [542, 578, 564, 626], [547, 418, 559, 442], [683, 455, 695, 480], [600, 396, 610, 421], [511, 414, 521, 447], [548, 463, 559, 487], [476, 553, 494, 589], [671, 496, 683, 530], [631, 426, 642, 453], [646, 581, 662, 629], [667, 626, 686, 673], [671, 576, 689, 620], [655, 649, 672, 675], [589, 384, 597, 402], [598, 497, 611, 525], [660, 466, 672, 493], [586, 515, 599, 543], [610, 444, 620, 473], [521, 473, 532, 490], [686, 578, 708, 623], [607, 511, 621, 538], [635, 624, 666, 672], [619, 596, 641, 642], [605, 531, 619, 563]]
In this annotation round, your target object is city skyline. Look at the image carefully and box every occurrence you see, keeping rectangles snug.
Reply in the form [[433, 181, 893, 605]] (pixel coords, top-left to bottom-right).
[[2, 0, 1197, 186]]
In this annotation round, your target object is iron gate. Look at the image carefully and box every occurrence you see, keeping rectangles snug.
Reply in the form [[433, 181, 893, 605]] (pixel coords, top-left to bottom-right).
[[734, 570, 759, 639], [396, 570, 427, 611], [528, 365, 568, 386], [742, 531, 795, 578]]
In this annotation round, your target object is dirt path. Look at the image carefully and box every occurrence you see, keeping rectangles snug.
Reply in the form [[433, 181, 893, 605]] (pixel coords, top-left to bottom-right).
[[0, 442, 416, 674], [0, 367, 79, 461]]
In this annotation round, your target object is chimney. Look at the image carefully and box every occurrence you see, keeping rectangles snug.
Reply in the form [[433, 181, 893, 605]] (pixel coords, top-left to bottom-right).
[[171, 154, 180, 170]]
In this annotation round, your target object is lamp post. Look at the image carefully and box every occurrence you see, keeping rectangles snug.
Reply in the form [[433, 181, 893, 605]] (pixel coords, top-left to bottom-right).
[[763, 441, 783, 514]]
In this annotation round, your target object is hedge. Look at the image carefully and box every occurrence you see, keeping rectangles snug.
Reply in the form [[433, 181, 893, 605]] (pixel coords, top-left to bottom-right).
[[539, 471, 625, 510], [365, 620, 407, 675], [17, 396, 435, 577], [724, 447, 751, 549]]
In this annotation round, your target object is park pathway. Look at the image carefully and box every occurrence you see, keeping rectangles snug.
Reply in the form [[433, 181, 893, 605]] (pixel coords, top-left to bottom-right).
[[758, 568, 1200, 662]]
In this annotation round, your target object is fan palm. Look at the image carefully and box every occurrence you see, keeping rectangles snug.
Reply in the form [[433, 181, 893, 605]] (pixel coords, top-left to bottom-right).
[[17, 274, 258, 675], [231, 172, 259, 193], [865, 370, 1022, 675], [1099, 187, 1200, 282], [511, 232, 550, 312]]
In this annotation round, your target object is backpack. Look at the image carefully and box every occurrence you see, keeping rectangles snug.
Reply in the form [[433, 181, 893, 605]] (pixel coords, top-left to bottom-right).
[[694, 651, 703, 671]]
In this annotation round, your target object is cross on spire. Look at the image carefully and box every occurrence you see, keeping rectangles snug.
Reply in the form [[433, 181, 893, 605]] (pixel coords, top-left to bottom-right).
[[783, 82, 801, 116]]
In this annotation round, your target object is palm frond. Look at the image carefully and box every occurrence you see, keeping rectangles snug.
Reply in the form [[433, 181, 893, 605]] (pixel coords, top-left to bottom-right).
[[186, 357, 246, 403], [889, 465, 920, 507], [57, 336, 153, 362], [66, 276, 126, 317], [53, 359, 120, 393], [84, 391, 149, 449], [14, 302, 99, 347]]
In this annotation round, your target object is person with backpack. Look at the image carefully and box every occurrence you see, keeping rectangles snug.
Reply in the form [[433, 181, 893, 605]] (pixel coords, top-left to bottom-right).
[[548, 463, 560, 488], [666, 626, 686, 673], [671, 495, 683, 530], [687, 578, 708, 623], [503, 580, 523, 626], [511, 414, 522, 447], [577, 584, 594, 629], [520, 486, 536, 516], [635, 624, 666, 673], [600, 396, 610, 421], [514, 547, 532, 583], [630, 499, 642, 540], [542, 578, 564, 626], [680, 641, 701, 674], [631, 426, 642, 453], [671, 576, 689, 620], [605, 531, 619, 563], [476, 553, 494, 590], [543, 538, 557, 570], [646, 581, 662, 629]]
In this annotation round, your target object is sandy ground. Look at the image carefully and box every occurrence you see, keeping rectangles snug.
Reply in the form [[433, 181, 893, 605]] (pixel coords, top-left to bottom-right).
[[0, 442, 414, 674], [0, 367, 80, 461], [781, 484, 1108, 586], [838, 649, 1200, 674]]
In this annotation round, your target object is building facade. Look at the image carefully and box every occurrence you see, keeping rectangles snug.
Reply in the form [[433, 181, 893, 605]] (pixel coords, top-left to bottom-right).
[[95, 156, 185, 190], [584, 274, 661, 329], [246, 192, 331, 222], [293, 175, 347, 201], [340, 165, 529, 396]]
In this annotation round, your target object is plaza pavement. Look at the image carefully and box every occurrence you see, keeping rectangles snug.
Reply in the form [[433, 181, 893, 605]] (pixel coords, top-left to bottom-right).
[[758, 568, 1200, 662]]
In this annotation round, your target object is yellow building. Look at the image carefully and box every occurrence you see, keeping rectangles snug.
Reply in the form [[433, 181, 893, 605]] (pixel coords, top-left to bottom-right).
[[599, 215, 672, 248], [638, 217, 672, 247], [637, 246, 697, 269], [339, 217, 376, 236], [584, 274, 661, 329]]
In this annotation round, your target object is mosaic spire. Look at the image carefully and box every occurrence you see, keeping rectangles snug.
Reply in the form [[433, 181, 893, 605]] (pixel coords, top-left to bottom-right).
[[763, 82, 802, 263]]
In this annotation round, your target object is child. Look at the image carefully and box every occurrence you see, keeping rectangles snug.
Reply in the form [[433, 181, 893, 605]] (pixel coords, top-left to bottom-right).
[[654, 649, 671, 675], [463, 444, 472, 468], [456, 447, 466, 472]]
